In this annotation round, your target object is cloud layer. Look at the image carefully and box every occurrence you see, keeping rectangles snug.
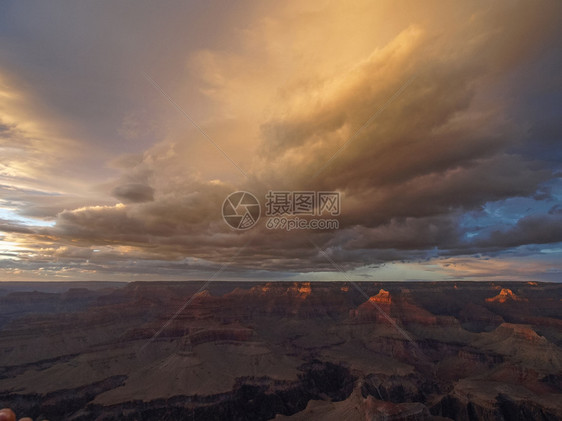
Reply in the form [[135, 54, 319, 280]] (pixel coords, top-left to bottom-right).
[[0, 0, 561, 281]]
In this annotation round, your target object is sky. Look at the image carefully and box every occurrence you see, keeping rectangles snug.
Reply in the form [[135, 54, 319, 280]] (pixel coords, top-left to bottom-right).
[[0, 0, 561, 282]]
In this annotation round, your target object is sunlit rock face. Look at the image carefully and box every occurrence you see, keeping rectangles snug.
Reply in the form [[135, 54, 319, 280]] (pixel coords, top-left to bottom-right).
[[369, 288, 392, 304], [486, 288, 527, 303], [0, 281, 561, 420]]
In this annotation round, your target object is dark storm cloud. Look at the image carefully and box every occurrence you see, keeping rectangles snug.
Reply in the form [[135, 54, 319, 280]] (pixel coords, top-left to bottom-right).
[[111, 183, 155, 203], [480, 214, 562, 248]]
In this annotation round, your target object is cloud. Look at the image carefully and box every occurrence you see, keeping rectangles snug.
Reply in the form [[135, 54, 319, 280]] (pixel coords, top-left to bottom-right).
[[0, 0, 560, 280], [0, 219, 34, 234], [111, 183, 155, 203], [434, 254, 562, 282], [481, 214, 562, 248]]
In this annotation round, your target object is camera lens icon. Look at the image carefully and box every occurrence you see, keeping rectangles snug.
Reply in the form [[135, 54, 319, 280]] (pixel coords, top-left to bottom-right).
[[222, 191, 261, 230]]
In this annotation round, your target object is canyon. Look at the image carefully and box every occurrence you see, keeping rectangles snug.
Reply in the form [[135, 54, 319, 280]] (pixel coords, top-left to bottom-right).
[[0, 281, 561, 420]]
